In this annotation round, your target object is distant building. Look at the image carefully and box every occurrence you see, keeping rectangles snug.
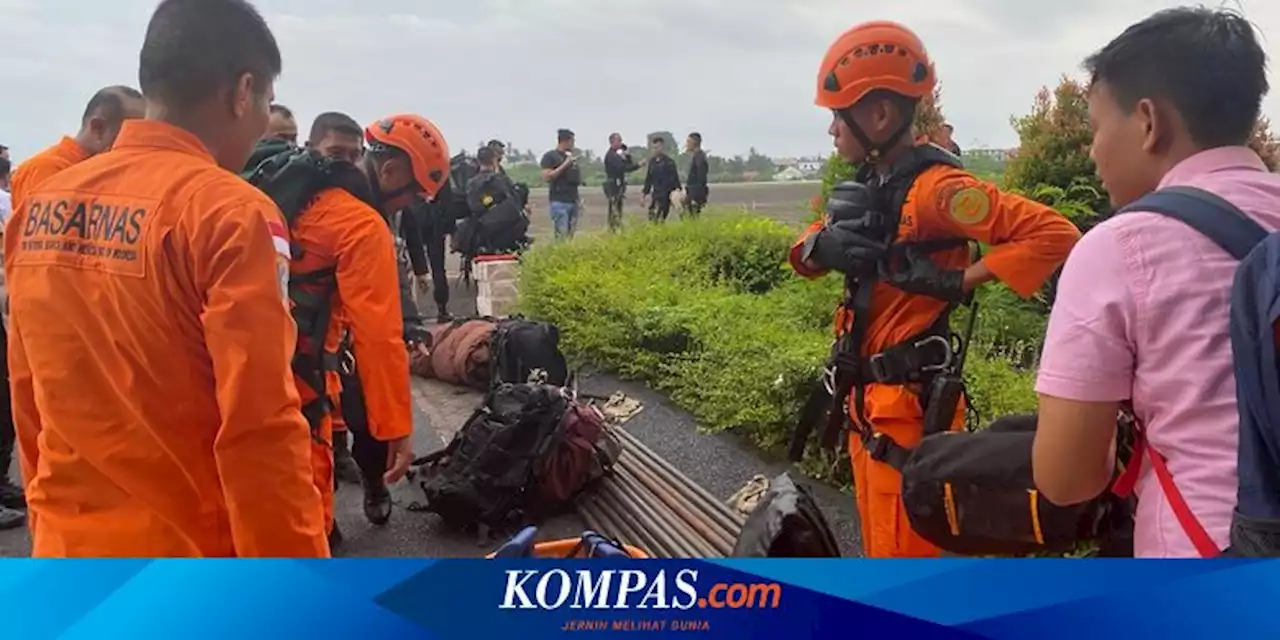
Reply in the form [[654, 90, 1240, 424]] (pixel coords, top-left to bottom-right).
[[966, 148, 1016, 162], [773, 166, 807, 182], [796, 159, 825, 175]]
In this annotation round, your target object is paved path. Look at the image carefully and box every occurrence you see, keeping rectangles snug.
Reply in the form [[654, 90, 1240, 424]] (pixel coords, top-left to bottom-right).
[[0, 184, 865, 558], [0, 369, 861, 558]]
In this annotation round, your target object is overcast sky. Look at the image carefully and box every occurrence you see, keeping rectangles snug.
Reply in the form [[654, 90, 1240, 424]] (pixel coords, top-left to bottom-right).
[[2, 0, 1279, 161]]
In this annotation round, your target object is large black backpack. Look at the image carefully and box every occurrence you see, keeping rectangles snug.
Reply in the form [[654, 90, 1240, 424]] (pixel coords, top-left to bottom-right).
[[415, 383, 572, 529], [446, 153, 481, 221], [491, 317, 569, 387], [899, 413, 1134, 557], [241, 147, 375, 433], [732, 473, 841, 557]]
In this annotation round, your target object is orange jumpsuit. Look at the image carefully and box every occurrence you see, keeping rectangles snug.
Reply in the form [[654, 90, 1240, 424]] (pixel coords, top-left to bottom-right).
[[10, 137, 89, 206], [4, 120, 329, 557], [289, 188, 413, 531], [791, 161, 1080, 558]]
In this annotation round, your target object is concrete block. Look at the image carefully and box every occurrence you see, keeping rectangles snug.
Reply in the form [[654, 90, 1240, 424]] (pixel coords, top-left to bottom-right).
[[477, 294, 520, 318], [478, 279, 520, 301], [474, 258, 520, 284]]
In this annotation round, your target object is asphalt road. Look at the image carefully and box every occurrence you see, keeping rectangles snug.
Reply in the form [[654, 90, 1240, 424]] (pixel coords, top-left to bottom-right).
[[0, 181, 861, 558]]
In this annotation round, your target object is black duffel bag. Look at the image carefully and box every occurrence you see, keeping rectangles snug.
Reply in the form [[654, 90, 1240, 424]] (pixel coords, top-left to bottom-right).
[[900, 413, 1133, 557]]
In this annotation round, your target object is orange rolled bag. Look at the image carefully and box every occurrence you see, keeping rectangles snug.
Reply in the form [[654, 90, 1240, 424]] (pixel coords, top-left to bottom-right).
[[411, 319, 495, 389]]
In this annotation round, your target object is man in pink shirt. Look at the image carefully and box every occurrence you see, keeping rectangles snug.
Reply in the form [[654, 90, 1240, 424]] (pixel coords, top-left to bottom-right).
[[1032, 7, 1278, 557]]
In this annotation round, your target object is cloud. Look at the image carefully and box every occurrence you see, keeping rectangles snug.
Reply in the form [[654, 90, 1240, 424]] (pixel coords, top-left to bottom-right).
[[2, 0, 1279, 160]]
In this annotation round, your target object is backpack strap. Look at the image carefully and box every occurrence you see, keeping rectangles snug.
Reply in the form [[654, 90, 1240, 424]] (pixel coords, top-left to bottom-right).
[[1109, 185, 1271, 558], [1117, 186, 1268, 259], [1113, 425, 1221, 557]]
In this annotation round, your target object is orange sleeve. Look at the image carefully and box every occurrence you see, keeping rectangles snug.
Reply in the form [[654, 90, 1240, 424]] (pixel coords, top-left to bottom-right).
[[3, 225, 41, 536], [10, 160, 58, 208], [189, 192, 329, 558], [916, 168, 1081, 298], [789, 219, 829, 279], [335, 206, 412, 442]]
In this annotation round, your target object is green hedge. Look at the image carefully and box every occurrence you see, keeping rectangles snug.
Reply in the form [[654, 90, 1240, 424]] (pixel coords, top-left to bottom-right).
[[518, 212, 1043, 474]]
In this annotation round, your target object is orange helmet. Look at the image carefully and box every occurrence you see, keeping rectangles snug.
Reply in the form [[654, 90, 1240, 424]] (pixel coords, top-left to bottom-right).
[[364, 114, 451, 200], [815, 21, 935, 110]]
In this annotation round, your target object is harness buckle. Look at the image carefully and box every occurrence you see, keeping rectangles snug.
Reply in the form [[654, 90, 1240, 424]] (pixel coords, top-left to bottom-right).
[[340, 349, 356, 376], [866, 353, 890, 384], [915, 335, 954, 373], [821, 364, 837, 395]]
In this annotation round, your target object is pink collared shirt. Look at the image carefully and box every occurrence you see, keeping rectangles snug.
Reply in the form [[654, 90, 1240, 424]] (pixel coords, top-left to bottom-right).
[[1037, 146, 1280, 557]]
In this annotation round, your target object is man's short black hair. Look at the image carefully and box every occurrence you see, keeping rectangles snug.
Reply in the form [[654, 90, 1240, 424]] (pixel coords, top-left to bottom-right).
[[487, 139, 504, 149], [688, 132, 702, 144], [271, 104, 294, 119], [0, 157, 10, 179], [308, 111, 360, 144], [139, 0, 282, 111], [81, 86, 143, 125], [477, 146, 498, 165], [557, 128, 575, 143], [1085, 7, 1268, 149]]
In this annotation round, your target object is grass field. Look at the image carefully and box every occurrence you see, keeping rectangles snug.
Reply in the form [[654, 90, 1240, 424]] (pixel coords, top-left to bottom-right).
[[521, 181, 821, 240]]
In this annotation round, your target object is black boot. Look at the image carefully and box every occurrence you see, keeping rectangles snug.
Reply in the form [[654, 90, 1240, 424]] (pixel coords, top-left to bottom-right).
[[0, 440, 22, 511], [362, 471, 392, 526], [0, 482, 21, 511], [328, 523, 344, 553], [436, 303, 452, 324], [0, 506, 23, 531], [332, 431, 361, 486]]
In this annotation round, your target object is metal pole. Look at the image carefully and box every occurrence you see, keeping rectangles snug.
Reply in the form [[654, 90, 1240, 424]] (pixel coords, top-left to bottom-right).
[[613, 426, 748, 530], [613, 468, 726, 558], [618, 456, 737, 555], [598, 480, 703, 558]]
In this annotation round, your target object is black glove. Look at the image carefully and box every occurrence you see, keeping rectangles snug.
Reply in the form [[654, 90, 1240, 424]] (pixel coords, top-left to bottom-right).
[[802, 220, 887, 275], [884, 247, 967, 303], [825, 181, 875, 225], [404, 323, 431, 349]]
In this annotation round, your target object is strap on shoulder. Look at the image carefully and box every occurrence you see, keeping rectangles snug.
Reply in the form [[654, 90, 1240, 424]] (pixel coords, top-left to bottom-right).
[[1117, 186, 1269, 260]]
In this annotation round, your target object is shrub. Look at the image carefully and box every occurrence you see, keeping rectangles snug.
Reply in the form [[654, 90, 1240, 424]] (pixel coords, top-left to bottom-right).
[[1004, 77, 1106, 224], [1250, 117, 1280, 171], [518, 213, 1041, 482]]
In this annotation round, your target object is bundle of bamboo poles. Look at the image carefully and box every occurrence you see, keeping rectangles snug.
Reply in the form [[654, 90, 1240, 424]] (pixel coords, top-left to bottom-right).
[[576, 426, 748, 558]]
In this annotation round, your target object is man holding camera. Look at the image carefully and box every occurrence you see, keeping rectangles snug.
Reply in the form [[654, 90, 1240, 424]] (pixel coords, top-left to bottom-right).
[[541, 128, 583, 240], [603, 133, 642, 231]]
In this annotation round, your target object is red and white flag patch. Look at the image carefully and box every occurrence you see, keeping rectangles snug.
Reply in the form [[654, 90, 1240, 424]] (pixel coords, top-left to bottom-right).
[[267, 219, 292, 306]]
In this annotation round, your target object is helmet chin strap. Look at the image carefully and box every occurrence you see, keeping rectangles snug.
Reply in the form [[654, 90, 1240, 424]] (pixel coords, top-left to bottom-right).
[[363, 154, 419, 212], [837, 108, 915, 168]]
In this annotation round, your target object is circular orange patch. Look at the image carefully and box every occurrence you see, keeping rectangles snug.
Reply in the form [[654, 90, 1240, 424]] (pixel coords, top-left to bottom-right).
[[949, 187, 991, 225]]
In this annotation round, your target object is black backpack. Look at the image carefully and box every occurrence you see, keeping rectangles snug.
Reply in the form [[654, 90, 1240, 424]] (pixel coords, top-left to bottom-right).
[[415, 383, 572, 529], [446, 153, 481, 221], [899, 413, 1134, 556], [732, 473, 841, 557], [491, 317, 569, 387], [240, 147, 374, 434]]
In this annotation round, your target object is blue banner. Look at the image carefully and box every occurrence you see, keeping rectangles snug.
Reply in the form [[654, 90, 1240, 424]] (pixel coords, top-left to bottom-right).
[[0, 559, 1273, 638]]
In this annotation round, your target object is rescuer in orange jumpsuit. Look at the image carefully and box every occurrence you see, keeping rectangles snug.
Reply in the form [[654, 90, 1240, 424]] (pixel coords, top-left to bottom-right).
[[790, 21, 1081, 558], [10, 86, 144, 205], [3, 0, 328, 557], [272, 112, 447, 549]]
